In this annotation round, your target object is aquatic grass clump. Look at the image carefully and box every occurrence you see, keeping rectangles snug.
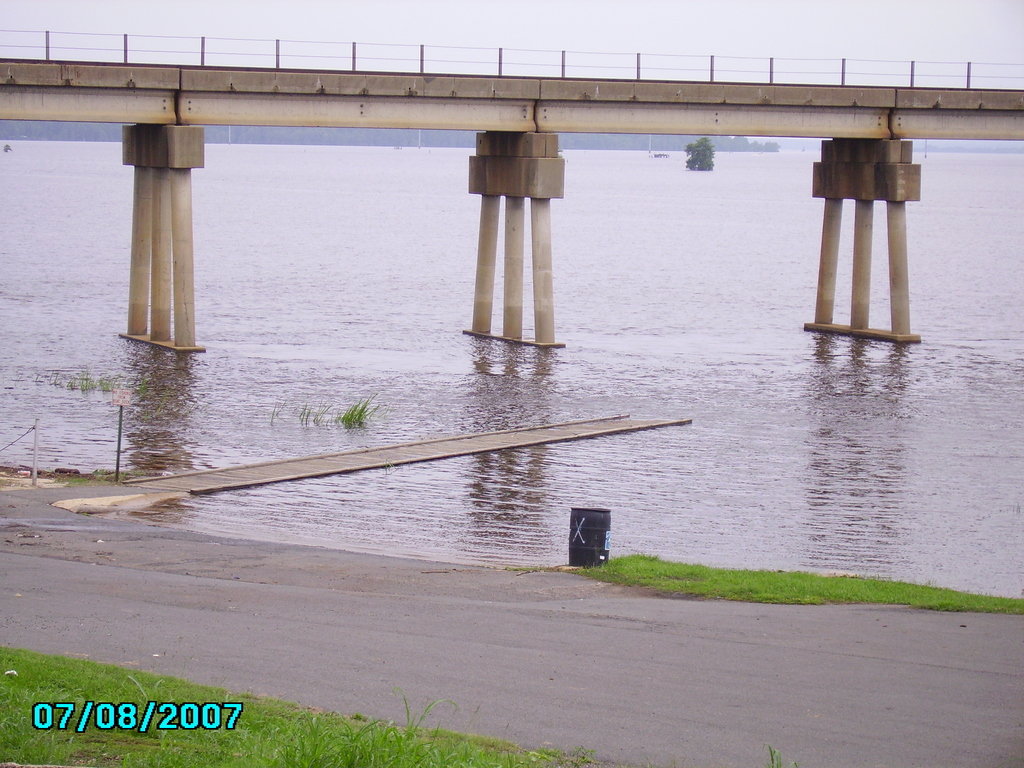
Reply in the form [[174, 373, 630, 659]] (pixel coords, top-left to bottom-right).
[[281, 397, 386, 428], [335, 395, 382, 428], [583, 554, 1024, 613], [41, 369, 123, 393], [766, 745, 799, 768], [298, 402, 333, 427]]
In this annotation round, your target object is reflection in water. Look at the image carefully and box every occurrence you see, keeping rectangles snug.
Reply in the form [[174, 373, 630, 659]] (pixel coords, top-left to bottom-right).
[[463, 446, 552, 553], [460, 339, 558, 554], [465, 339, 556, 430], [118, 343, 202, 473], [803, 335, 913, 574]]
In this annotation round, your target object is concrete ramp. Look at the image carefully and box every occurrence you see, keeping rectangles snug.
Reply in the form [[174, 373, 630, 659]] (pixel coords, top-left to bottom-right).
[[125, 415, 690, 495]]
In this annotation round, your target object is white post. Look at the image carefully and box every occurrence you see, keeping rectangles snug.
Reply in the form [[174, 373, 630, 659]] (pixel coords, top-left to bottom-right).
[[472, 195, 500, 334], [503, 196, 525, 340], [31, 418, 39, 487], [850, 200, 874, 330], [814, 198, 843, 325], [530, 198, 556, 344], [887, 201, 912, 336], [128, 166, 153, 336], [170, 168, 197, 348], [150, 168, 173, 342]]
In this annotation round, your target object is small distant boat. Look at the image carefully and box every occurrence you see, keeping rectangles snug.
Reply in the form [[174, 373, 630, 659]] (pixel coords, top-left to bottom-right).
[[3, 144, 11, 153], [651, 152, 669, 159]]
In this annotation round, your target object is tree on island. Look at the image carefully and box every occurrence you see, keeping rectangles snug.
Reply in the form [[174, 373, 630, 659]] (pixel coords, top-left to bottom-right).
[[685, 137, 715, 171]]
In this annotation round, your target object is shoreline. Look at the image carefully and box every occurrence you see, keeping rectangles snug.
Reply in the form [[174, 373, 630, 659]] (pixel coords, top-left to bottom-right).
[[3, 483, 1022, 767], [0, 482, 596, 600]]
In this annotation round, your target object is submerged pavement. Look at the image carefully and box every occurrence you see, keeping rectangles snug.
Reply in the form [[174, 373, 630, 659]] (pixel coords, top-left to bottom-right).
[[1, 486, 1022, 768]]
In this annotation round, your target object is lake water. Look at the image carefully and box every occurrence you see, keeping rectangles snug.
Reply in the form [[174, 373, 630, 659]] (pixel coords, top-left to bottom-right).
[[2, 140, 1022, 597]]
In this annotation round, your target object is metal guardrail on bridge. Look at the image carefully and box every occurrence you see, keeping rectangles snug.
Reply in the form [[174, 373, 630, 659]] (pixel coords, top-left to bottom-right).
[[1, 28, 1023, 90]]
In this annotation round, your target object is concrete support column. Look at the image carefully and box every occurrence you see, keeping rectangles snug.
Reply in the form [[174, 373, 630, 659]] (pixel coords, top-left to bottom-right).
[[886, 201, 912, 337], [127, 165, 153, 336], [170, 168, 197, 349], [502, 196, 526, 340], [150, 168, 173, 343], [850, 200, 874, 331], [121, 124, 205, 351], [813, 198, 843, 325], [466, 131, 565, 348], [805, 138, 921, 343], [471, 195, 500, 335], [530, 198, 555, 345]]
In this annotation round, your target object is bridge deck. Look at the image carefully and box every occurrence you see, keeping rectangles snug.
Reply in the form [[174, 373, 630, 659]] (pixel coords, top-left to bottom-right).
[[2, 59, 1022, 139], [124, 415, 691, 495]]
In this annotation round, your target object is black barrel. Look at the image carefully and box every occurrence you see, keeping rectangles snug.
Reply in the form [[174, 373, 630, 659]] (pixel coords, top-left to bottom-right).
[[568, 507, 611, 567]]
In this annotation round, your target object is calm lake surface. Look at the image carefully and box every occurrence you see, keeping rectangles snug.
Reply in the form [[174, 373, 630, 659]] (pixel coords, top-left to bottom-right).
[[2, 141, 1022, 597]]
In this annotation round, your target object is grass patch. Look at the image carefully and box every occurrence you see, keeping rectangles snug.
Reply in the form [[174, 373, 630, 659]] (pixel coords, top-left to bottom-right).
[[581, 555, 1024, 614], [282, 396, 385, 428], [40, 370, 123, 394], [0, 646, 583, 767], [335, 396, 382, 428]]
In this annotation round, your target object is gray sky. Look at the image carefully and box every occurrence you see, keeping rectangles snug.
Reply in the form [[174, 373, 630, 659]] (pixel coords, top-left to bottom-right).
[[3, 0, 1022, 63]]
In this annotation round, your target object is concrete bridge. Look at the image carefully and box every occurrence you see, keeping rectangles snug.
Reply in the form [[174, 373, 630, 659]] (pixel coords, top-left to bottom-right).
[[3, 58, 1024, 349]]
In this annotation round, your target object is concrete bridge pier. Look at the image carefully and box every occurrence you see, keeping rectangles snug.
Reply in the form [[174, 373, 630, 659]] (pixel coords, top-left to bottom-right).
[[121, 125, 205, 352], [465, 132, 566, 347], [805, 138, 922, 343]]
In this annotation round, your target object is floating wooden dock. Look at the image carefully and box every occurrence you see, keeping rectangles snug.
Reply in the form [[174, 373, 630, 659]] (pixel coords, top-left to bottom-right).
[[125, 415, 690, 495]]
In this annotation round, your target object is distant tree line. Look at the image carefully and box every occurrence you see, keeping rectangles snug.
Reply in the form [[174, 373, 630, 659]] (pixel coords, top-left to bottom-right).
[[0, 120, 784, 152]]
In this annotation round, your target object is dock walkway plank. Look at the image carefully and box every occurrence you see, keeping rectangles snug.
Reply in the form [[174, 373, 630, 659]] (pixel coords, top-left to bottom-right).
[[125, 415, 690, 495]]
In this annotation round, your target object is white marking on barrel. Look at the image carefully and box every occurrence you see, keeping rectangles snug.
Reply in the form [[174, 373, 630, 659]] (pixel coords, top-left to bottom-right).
[[572, 515, 586, 543]]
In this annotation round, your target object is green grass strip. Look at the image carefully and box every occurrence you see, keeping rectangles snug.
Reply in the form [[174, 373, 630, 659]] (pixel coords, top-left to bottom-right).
[[581, 555, 1024, 613], [0, 647, 573, 768]]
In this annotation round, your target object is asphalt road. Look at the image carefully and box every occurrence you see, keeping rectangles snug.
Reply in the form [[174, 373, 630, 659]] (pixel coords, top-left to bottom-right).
[[2, 486, 1022, 767]]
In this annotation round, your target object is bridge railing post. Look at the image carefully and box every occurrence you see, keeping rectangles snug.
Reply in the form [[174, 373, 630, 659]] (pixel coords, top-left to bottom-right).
[[498, 47, 503, 76], [123, 33, 128, 64], [44, 30, 50, 61], [561, 50, 566, 78], [709, 54, 715, 82], [200, 36, 205, 66], [769, 57, 774, 84], [966, 61, 972, 88], [636, 53, 641, 80], [910, 60, 915, 87], [275, 39, 280, 69], [419, 44, 425, 74], [841, 58, 846, 86]]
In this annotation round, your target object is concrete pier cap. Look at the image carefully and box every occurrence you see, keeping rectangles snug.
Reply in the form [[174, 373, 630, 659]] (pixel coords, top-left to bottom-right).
[[123, 124, 205, 169], [812, 138, 920, 202], [469, 131, 565, 199]]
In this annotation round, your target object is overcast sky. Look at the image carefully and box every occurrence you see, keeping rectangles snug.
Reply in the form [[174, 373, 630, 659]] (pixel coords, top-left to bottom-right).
[[3, 0, 1023, 64]]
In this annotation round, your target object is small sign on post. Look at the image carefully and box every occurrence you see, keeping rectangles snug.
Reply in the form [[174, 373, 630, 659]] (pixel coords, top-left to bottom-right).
[[112, 389, 132, 482]]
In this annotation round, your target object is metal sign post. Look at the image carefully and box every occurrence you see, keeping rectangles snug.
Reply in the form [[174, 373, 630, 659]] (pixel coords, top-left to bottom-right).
[[31, 418, 39, 487], [111, 389, 132, 482]]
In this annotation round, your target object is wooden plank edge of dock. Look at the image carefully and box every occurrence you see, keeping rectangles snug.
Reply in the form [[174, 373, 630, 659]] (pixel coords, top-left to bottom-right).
[[123, 415, 635, 487], [182, 416, 692, 495]]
